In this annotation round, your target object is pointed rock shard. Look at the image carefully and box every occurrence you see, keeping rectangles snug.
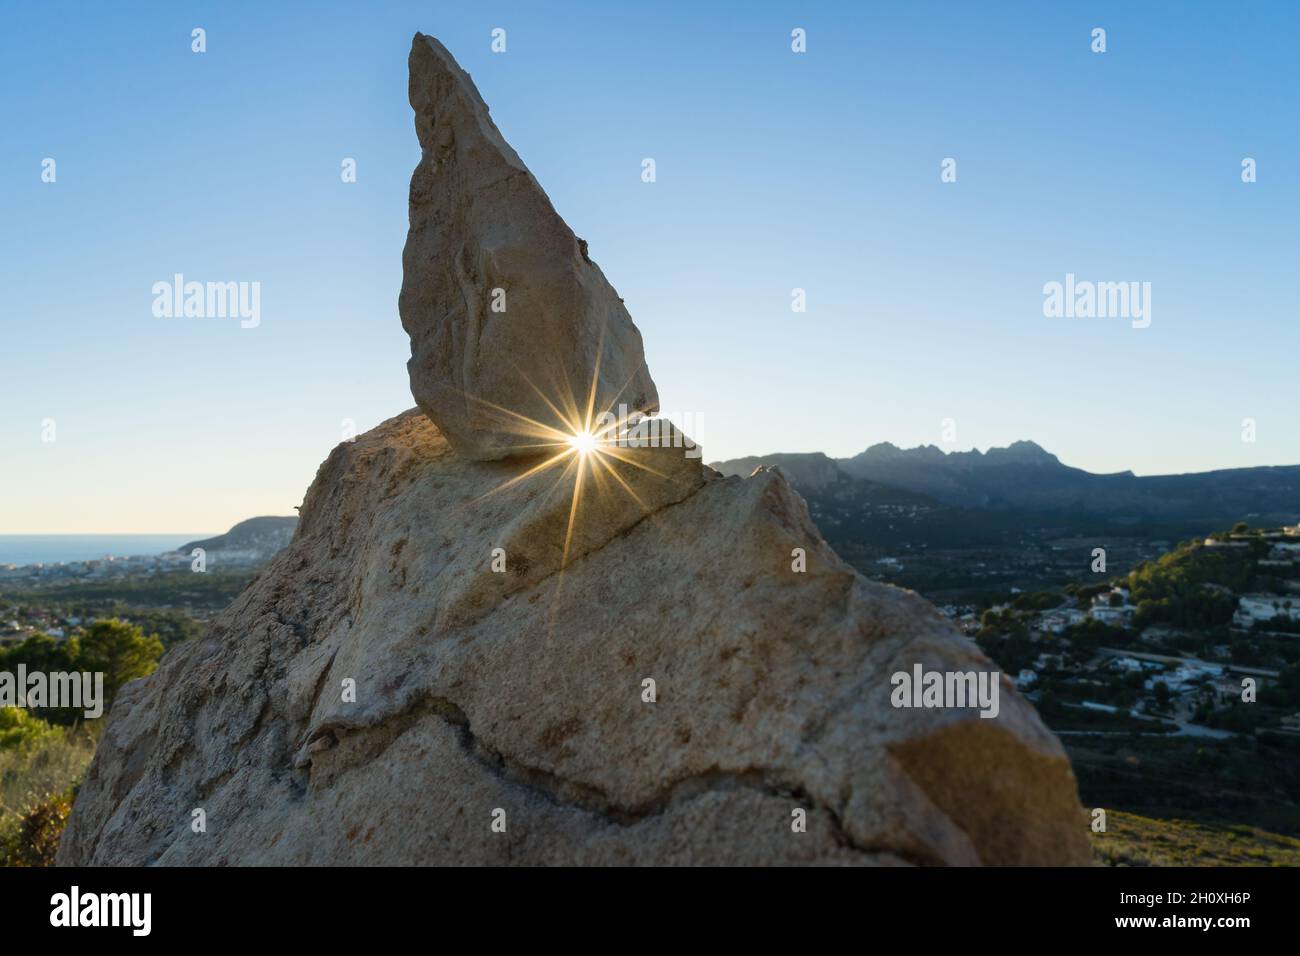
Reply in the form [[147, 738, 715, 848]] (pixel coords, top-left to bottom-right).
[[400, 33, 659, 460]]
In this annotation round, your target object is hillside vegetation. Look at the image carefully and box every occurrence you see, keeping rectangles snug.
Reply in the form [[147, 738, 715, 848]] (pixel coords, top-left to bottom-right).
[[1093, 810, 1300, 866]]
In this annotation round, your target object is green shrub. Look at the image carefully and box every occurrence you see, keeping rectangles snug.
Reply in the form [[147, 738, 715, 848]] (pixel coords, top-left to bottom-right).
[[0, 721, 96, 866], [0, 789, 73, 867], [0, 707, 60, 753]]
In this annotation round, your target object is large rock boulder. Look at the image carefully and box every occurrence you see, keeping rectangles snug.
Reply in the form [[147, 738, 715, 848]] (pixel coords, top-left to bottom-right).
[[60, 411, 1090, 866], [399, 33, 658, 461]]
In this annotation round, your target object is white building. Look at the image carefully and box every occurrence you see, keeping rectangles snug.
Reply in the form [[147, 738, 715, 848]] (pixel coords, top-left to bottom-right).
[[1111, 656, 1161, 673], [1034, 652, 1065, 671], [1091, 605, 1133, 626], [1234, 594, 1300, 627], [1037, 608, 1086, 634], [1145, 661, 1224, 692]]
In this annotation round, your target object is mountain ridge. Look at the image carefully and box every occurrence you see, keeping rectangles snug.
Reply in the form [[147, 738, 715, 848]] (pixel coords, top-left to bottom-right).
[[711, 442, 1300, 525], [177, 516, 298, 558]]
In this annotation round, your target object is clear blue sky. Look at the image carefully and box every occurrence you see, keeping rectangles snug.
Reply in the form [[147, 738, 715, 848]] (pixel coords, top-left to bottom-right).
[[2, 1, 1297, 532]]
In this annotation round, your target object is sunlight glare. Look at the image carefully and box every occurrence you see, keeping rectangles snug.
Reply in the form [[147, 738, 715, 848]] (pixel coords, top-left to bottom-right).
[[569, 430, 597, 456]]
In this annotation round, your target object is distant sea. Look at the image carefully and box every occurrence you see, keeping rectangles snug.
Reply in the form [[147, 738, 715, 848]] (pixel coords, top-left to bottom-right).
[[0, 535, 216, 566]]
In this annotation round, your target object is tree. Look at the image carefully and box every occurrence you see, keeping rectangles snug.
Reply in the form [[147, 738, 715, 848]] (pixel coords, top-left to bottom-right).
[[1264, 663, 1300, 708], [72, 619, 164, 709], [1152, 681, 1172, 707], [0, 633, 73, 676], [1036, 689, 1060, 717]]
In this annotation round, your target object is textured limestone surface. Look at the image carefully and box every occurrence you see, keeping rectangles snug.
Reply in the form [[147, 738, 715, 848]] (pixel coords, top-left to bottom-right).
[[61, 411, 1090, 865]]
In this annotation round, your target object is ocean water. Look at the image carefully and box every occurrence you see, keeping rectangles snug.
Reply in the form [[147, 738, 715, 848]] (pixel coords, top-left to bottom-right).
[[0, 535, 216, 566]]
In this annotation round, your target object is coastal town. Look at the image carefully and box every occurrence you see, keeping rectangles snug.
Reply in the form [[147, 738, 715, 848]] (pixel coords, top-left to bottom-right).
[[934, 523, 1300, 741], [0, 550, 194, 587], [0, 517, 298, 647]]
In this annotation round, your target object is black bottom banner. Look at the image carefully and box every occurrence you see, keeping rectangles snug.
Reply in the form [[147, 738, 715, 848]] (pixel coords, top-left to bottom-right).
[[0, 865, 1288, 941]]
